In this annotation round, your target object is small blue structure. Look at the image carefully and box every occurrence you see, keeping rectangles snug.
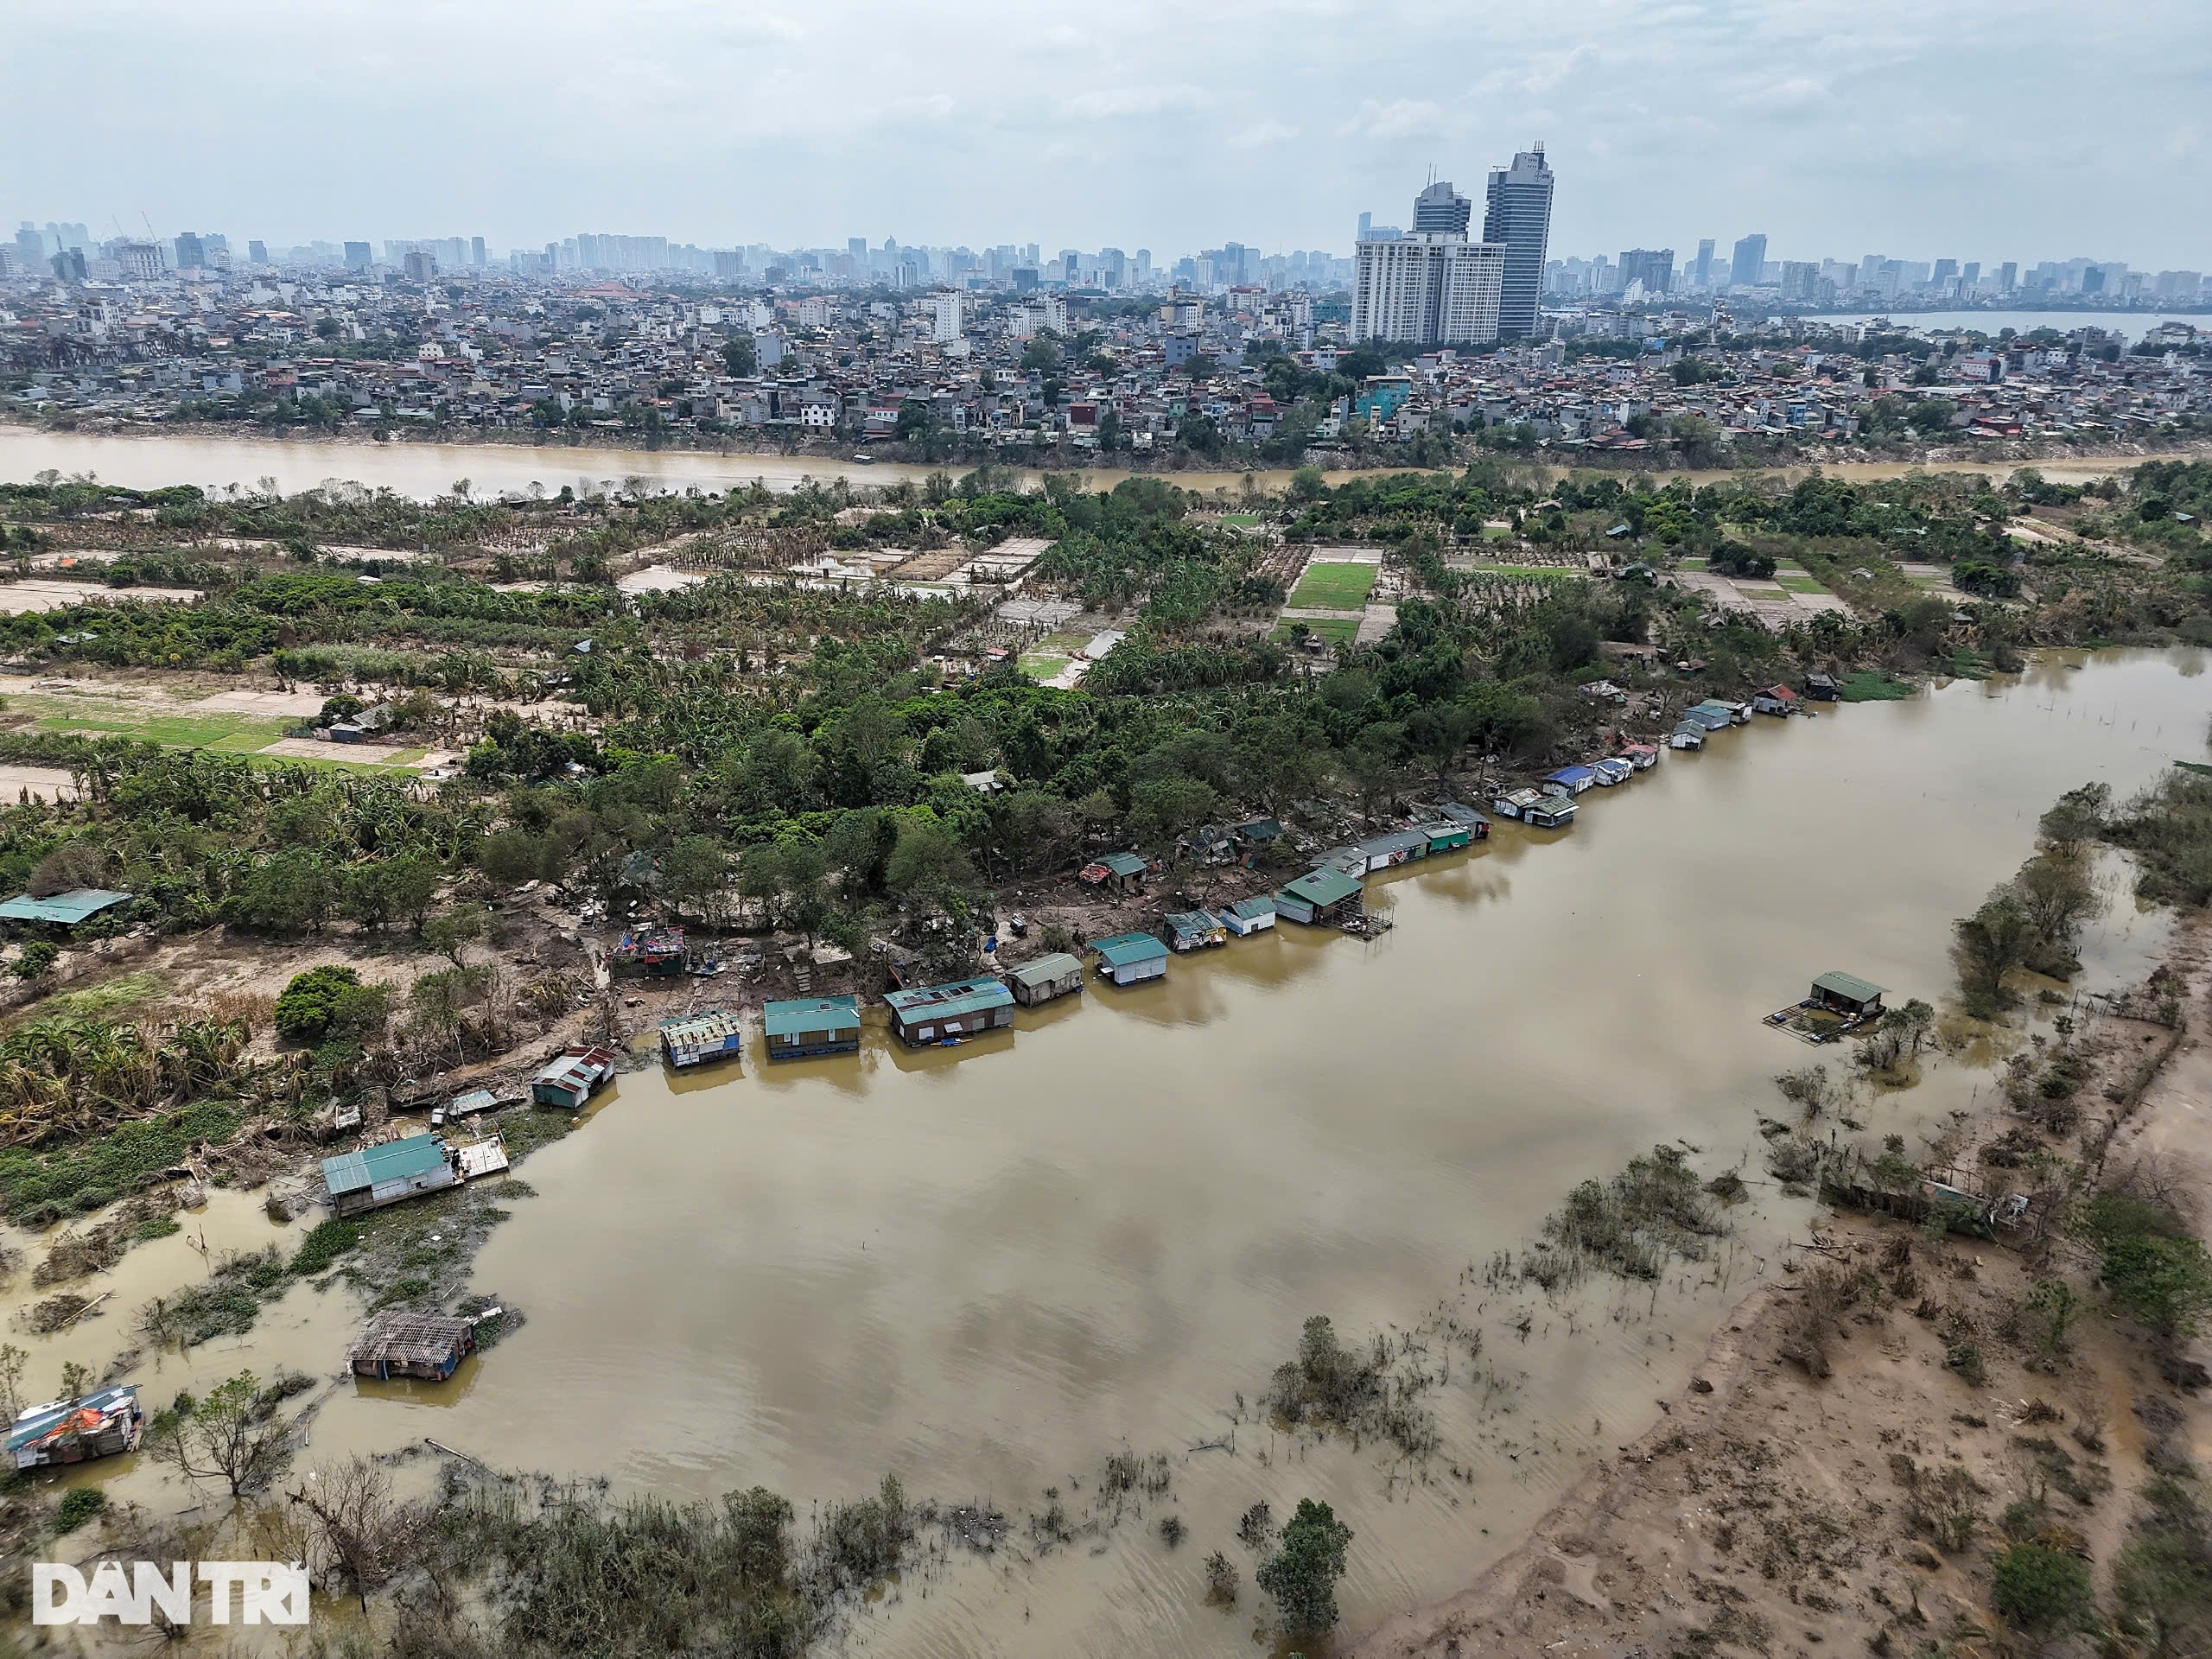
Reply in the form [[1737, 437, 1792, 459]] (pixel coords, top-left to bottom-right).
[[1541, 766, 1598, 797]]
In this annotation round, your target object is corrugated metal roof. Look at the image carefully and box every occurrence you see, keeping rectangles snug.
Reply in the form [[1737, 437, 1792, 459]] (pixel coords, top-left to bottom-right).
[[1008, 953, 1084, 988], [321, 1133, 446, 1196], [1098, 851, 1151, 876], [1092, 931, 1168, 967], [1227, 895, 1277, 919], [0, 887, 132, 925], [763, 995, 861, 1038], [7, 1385, 137, 1453], [883, 976, 1014, 1020], [1279, 868, 1363, 906], [1813, 969, 1885, 1002]]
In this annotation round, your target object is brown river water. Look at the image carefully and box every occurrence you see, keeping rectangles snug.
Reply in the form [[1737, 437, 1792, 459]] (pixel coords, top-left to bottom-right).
[[0, 424, 2151, 505], [8, 649, 2210, 1653]]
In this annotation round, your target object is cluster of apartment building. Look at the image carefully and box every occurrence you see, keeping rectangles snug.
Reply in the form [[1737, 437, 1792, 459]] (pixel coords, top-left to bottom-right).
[[2, 242, 2202, 459], [1552, 233, 2206, 311]]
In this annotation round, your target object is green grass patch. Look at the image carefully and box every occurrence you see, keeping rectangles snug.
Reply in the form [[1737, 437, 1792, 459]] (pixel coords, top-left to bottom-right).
[[54, 1488, 105, 1535], [290, 1217, 361, 1276], [1470, 564, 1581, 580], [0, 1099, 244, 1223], [1776, 574, 1829, 594], [147, 1245, 288, 1347], [1272, 616, 1360, 646], [1033, 630, 1088, 653], [132, 1215, 181, 1243], [13, 969, 167, 1027], [1219, 512, 1261, 526], [1837, 670, 1916, 702], [1675, 556, 1709, 569], [1019, 654, 1072, 680], [1287, 561, 1379, 610]]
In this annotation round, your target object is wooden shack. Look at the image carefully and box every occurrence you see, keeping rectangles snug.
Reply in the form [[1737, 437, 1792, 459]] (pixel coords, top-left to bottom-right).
[[1007, 952, 1085, 1007], [348, 1312, 476, 1382]]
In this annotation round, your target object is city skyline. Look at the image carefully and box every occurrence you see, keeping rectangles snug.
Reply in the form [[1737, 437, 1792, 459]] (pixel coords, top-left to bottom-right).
[[4, 0, 2207, 269]]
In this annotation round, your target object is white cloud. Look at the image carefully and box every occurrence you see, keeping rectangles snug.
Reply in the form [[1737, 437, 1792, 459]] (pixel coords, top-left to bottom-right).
[[1229, 119, 1300, 149]]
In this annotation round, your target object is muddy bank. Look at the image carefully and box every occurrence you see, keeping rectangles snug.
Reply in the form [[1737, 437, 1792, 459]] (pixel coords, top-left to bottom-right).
[[0, 419, 2200, 504], [1353, 925, 2212, 1658]]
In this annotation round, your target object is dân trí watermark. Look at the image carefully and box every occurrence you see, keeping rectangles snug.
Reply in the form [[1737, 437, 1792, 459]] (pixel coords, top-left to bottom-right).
[[32, 1560, 310, 1625]]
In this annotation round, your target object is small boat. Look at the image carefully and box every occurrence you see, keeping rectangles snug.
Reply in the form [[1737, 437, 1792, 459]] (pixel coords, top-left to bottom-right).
[[851, 452, 874, 464]]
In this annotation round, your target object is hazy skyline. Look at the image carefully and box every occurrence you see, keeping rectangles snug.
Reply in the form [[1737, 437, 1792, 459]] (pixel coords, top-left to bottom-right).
[[5, 0, 2209, 269]]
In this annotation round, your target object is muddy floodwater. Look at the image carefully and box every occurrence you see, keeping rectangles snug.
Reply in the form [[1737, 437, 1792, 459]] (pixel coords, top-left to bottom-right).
[[0, 423, 2156, 505], [12, 650, 2211, 1654]]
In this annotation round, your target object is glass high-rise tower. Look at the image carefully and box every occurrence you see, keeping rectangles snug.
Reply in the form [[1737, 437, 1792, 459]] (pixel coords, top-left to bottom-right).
[[1481, 144, 1554, 339]]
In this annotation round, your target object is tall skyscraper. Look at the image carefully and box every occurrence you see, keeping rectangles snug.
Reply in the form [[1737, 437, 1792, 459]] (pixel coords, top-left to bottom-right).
[[1353, 232, 1503, 345], [1729, 233, 1767, 288], [1481, 143, 1554, 338], [1997, 261, 2018, 293], [1618, 248, 1675, 296], [471, 236, 486, 266], [1411, 180, 1471, 236], [345, 240, 372, 270], [1693, 238, 1716, 289], [174, 232, 207, 269]]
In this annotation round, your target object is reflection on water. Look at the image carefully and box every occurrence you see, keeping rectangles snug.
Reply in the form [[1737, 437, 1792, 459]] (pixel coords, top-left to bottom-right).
[[0, 423, 2152, 505], [7, 652, 2209, 1656]]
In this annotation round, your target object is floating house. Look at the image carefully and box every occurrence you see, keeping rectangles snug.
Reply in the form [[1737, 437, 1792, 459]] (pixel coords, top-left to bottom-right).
[[1624, 743, 1660, 771], [1541, 766, 1598, 798], [1684, 702, 1737, 732], [9, 1385, 142, 1470], [1590, 757, 1635, 787], [764, 995, 862, 1059], [531, 1044, 619, 1109], [1220, 895, 1277, 936], [1522, 795, 1577, 830], [1092, 931, 1170, 986], [321, 1133, 459, 1219], [1163, 911, 1228, 951], [348, 1312, 476, 1382], [1345, 829, 1432, 872], [1077, 851, 1154, 893], [1274, 866, 1365, 926], [1435, 801, 1492, 839], [0, 887, 132, 935], [883, 976, 1014, 1044], [659, 1008, 745, 1070], [1669, 722, 1706, 750], [1491, 787, 1547, 820], [1421, 822, 1473, 854], [1803, 671, 1840, 702], [1752, 683, 1800, 716], [1007, 952, 1085, 1006], [1808, 970, 1886, 1020]]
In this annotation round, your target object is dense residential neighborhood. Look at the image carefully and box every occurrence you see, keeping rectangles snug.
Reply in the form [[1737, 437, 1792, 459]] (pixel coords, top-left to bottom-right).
[[3, 250, 2207, 471]]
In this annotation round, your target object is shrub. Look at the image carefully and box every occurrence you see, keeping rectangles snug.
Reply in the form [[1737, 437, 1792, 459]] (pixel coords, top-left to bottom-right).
[[1990, 1541, 2093, 1630], [275, 965, 364, 1042], [10, 942, 60, 982], [289, 1218, 360, 1277], [54, 1486, 105, 1534]]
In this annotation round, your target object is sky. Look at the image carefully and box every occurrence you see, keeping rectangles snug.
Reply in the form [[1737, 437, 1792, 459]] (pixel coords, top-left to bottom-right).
[[4, 0, 2209, 270]]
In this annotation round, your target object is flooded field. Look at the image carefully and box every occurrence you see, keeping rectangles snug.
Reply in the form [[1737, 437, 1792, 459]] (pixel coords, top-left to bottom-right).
[[0, 423, 2158, 506], [10, 649, 2210, 1654]]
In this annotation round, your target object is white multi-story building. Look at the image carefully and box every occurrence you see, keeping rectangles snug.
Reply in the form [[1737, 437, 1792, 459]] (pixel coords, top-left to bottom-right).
[[1352, 233, 1504, 346], [931, 292, 963, 344]]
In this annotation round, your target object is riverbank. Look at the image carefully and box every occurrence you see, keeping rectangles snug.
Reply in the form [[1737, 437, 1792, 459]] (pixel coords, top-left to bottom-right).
[[3, 415, 2204, 502], [1352, 917, 2212, 1657]]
